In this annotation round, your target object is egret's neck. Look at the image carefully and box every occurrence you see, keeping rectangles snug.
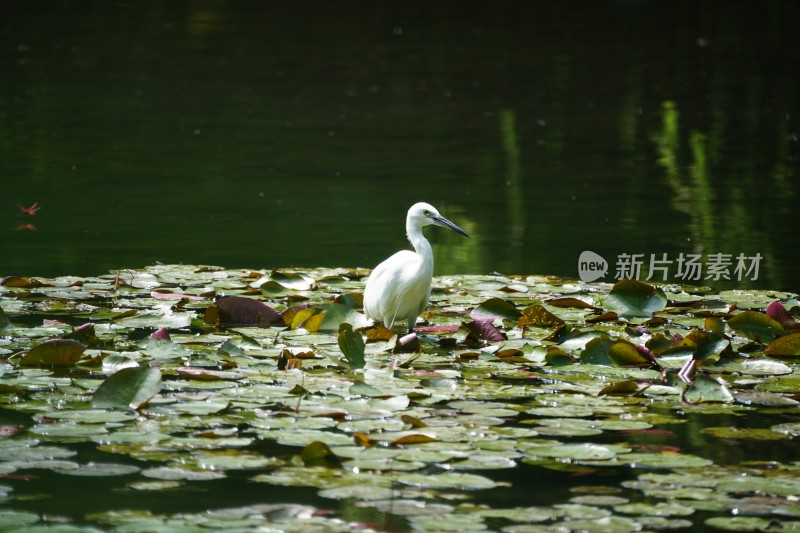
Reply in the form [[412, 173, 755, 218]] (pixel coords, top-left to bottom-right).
[[407, 223, 434, 272]]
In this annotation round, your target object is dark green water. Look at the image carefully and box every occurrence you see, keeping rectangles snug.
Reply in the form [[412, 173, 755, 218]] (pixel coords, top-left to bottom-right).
[[2, 1, 799, 291]]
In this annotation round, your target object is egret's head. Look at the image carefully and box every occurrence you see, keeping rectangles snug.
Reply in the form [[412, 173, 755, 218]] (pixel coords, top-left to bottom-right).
[[407, 202, 469, 237]]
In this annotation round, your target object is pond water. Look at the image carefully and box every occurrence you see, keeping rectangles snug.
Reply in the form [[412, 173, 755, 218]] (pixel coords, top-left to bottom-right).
[[2, 0, 798, 292], [2, 1, 800, 532]]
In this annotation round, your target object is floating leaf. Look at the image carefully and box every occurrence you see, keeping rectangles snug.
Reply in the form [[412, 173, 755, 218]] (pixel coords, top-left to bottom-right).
[[682, 376, 734, 404], [518, 304, 565, 329], [471, 298, 521, 321], [599, 380, 641, 396], [764, 331, 800, 357], [661, 329, 731, 364], [608, 340, 658, 368], [284, 306, 319, 330], [727, 311, 783, 343], [20, 339, 85, 367], [214, 295, 283, 327], [300, 441, 342, 468], [580, 336, 615, 365], [338, 323, 365, 369], [529, 443, 617, 461], [175, 367, 245, 381], [0, 307, 10, 330], [704, 516, 773, 531], [266, 271, 315, 291], [318, 303, 370, 332], [545, 346, 577, 366], [392, 433, 436, 445], [460, 317, 506, 343], [603, 279, 667, 317], [91, 367, 162, 409], [546, 297, 598, 309], [396, 472, 497, 490]]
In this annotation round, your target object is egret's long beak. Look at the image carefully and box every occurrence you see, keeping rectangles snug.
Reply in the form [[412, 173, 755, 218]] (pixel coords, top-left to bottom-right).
[[434, 215, 469, 237]]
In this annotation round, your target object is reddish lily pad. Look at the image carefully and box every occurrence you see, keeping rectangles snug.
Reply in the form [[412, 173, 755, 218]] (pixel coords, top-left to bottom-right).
[[214, 295, 283, 327]]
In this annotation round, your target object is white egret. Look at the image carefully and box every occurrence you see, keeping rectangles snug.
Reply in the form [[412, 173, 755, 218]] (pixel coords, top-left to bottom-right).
[[364, 202, 469, 332]]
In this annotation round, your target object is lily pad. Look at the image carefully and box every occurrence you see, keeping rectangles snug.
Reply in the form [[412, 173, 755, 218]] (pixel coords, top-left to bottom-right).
[[603, 279, 667, 317], [727, 311, 783, 343], [214, 295, 283, 327], [91, 367, 162, 409], [20, 339, 85, 367], [764, 331, 800, 357], [337, 323, 365, 369]]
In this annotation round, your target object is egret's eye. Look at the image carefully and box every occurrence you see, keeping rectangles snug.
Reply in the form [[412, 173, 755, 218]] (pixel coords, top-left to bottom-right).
[[423, 210, 431, 216]]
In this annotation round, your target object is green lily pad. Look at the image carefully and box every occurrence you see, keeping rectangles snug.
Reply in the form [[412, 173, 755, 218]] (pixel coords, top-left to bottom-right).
[[0, 510, 40, 528], [395, 472, 498, 490], [704, 516, 774, 531], [473, 297, 522, 321], [727, 311, 783, 343], [527, 443, 617, 461], [621, 452, 713, 469], [91, 367, 162, 409], [54, 463, 141, 476], [139, 466, 226, 481], [603, 279, 667, 317], [338, 323, 365, 369]]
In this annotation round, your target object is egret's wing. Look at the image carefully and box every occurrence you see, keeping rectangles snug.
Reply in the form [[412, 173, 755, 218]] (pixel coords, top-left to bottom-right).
[[364, 250, 418, 329]]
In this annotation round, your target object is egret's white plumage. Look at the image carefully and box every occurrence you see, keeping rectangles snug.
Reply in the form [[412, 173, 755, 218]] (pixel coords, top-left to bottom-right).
[[364, 202, 468, 332]]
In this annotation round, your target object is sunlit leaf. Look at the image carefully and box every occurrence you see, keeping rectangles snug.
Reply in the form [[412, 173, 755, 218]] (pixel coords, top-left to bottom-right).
[[764, 331, 800, 357], [518, 304, 565, 329], [682, 376, 734, 404], [300, 441, 342, 468], [20, 339, 85, 367], [392, 434, 436, 445], [318, 303, 370, 332], [91, 367, 162, 409], [175, 367, 245, 381], [545, 346, 576, 366], [603, 279, 667, 317], [546, 297, 598, 310], [608, 340, 659, 368], [727, 311, 783, 343], [267, 270, 316, 291], [598, 380, 641, 396], [471, 297, 521, 321]]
